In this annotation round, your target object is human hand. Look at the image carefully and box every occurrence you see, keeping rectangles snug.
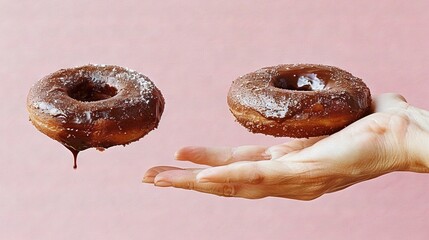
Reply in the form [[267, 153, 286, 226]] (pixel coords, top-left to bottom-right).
[[143, 93, 429, 200]]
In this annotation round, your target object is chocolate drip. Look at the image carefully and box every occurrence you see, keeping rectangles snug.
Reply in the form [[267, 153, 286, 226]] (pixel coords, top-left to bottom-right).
[[27, 64, 165, 169], [66, 146, 79, 169]]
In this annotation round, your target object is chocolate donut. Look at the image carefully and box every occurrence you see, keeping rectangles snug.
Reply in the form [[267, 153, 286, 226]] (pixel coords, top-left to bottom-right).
[[227, 64, 371, 138], [27, 64, 165, 168]]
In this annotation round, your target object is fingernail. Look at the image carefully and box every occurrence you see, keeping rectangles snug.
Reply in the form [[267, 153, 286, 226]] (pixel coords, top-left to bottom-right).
[[142, 176, 154, 183], [154, 180, 172, 187], [197, 177, 210, 183], [262, 151, 272, 160], [174, 151, 183, 160], [196, 171, 214, 183], [175, 146, 197, 160]]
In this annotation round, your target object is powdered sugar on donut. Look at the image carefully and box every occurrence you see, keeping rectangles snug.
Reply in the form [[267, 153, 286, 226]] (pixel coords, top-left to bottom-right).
[[227, 64, 371, 138], [27, 64, 165, 151]]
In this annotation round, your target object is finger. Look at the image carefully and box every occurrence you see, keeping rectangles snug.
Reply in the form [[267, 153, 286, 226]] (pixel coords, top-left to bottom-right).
[[151, 167, 330, 200], [267, 137, 324, 159], [195, 160, 290, 184], [154, 169, 324, 200], [153, 168, 268, 199], [175, 145, 271, 166], [143, 166, 183, 183], [153, 168, 201, 187], [372, 93, 408, 113]]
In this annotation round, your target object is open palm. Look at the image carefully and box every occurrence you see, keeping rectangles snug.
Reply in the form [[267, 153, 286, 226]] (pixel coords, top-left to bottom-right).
[[144, 94, 428, 200]]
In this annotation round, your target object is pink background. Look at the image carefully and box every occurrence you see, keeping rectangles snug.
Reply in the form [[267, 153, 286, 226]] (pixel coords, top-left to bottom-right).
[[1, 0, 429, 239]]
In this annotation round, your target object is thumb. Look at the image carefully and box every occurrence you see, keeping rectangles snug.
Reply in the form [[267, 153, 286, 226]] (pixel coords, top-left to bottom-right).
[[372, 93, 408, 113]]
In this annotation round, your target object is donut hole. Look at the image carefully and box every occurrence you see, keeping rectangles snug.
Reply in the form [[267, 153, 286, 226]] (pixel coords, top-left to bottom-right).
[[68, 78, 118, 102], [274, 72, 326, 91]]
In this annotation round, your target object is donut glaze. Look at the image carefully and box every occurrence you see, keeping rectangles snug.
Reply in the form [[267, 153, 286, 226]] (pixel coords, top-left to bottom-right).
[[227, 64, 371, 138], [27, 64, 164, 167]]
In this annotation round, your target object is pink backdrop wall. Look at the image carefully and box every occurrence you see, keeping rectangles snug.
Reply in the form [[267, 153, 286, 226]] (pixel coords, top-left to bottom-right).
[[1, 0, 428, 239]]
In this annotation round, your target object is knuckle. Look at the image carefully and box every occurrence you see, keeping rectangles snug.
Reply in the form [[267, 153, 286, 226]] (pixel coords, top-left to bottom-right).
[[221, 184, 236, 197], [268, 145, 288, 158], [248, 172, 264, 184], [186, 181, 196, 190]]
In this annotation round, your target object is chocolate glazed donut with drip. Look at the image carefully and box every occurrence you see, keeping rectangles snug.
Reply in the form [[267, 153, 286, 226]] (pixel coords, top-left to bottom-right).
[[227, 64, 371, 138], [27, 64, 165, 169]]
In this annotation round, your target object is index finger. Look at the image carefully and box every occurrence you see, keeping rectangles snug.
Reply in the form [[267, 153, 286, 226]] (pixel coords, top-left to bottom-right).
[[175, 145, 271, 166]]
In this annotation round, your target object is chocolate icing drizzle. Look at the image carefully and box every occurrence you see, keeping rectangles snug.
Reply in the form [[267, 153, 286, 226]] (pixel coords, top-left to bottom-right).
[[27, 64, 165, 169], [227, 64, 371, 137]]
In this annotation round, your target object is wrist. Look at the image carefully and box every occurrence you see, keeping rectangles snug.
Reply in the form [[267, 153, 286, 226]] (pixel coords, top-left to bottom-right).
[[405, 107, 429, 173]]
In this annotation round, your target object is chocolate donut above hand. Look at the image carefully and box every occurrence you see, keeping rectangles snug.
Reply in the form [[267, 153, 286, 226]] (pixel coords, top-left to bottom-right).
[[227, 64, 371, 138], [27, 64, 165, 168]]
